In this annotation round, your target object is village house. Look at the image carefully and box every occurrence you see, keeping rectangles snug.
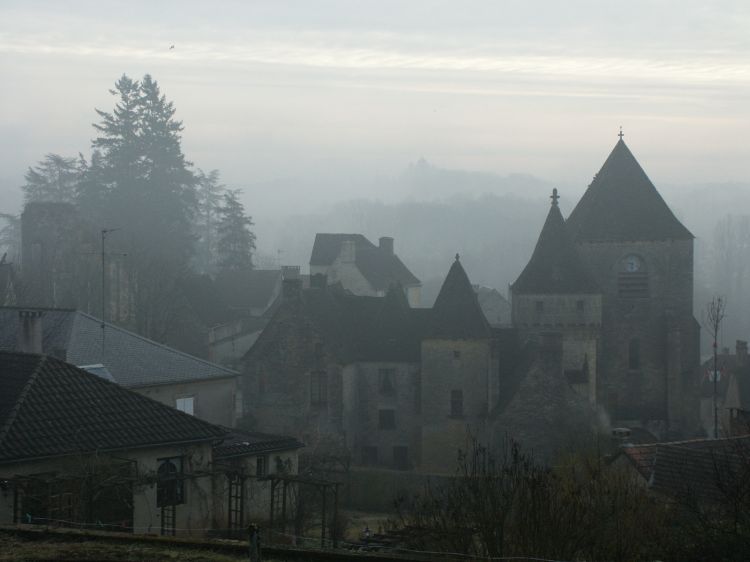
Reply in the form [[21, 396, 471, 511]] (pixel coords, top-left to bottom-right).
[[699, 340, 750, 437], [242, 255, 581, 473], [613, 435, 750, 507], [309, 234, 421, 307], [0, 307, 242, 428], [0, 352, 303, 536]]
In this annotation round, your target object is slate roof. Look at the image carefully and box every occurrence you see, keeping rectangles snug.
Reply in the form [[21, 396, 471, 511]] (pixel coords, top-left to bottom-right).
[[0, 307, 238, 388], [431, 256, 490, 339], [566, 139, 693, 242], [0, 352, 227, 464], [309, 233, 420, 290], [213, 428, 304, 459], [621, 436, 750, 504], [512, 196, 599, 295]]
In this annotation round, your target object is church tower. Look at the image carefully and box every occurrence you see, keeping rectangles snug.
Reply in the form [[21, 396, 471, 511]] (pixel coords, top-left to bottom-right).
[[566, 135, 699, 437], [511, 189, 602, 405]]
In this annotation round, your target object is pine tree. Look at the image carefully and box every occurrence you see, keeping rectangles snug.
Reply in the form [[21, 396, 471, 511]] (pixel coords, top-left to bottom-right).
[[195, 169, 224, 274], [89, 74, 199, 337], [216, 189, 256, 272], [21, 153, 79, 203]]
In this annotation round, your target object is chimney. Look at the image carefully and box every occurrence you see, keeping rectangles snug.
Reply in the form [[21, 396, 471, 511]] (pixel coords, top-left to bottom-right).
[[737, 340, 748, 366], [340, 240, 356, 263], [379, 236, 394, 255], [18, 310, 44, 354]]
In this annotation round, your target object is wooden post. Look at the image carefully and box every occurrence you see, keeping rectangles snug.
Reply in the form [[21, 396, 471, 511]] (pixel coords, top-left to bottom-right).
[[268, 479, 276, 544], [331, 484, 339, 549], [320, 485, 327, 548], [281, 480, 288, 536]]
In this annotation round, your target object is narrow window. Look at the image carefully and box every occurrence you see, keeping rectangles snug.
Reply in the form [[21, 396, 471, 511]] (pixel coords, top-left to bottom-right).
[[535, 300, 544, 313], [450, 390, 464, 417], [310, 370, 328, 406], [157, 457, 184, 507], [175, 396, 194, 416], [628, 338, 641, 370], [256, 455, 268, 477], [379, 368, 396, 395], [393, 446, 409, 471], [378, 409, 396, 430]]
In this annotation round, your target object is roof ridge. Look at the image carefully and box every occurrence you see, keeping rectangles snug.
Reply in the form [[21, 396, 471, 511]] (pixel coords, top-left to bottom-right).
[[74, 310, 239, 375], [0, 354, 48, 449]]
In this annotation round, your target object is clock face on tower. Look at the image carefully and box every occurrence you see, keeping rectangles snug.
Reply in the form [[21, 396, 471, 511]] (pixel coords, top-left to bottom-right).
[[625, 255, 642, 273]]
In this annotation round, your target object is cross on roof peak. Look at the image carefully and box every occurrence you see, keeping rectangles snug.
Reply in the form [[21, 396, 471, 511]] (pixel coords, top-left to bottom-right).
[[618, 126, 624, 140], [455, 253, 460, 261], [550, 188, 560, 207]]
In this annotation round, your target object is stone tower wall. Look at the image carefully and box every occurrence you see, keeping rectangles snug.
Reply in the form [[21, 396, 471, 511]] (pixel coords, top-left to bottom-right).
[[574, 238, 697, 433], [419, 338, 494, 473]]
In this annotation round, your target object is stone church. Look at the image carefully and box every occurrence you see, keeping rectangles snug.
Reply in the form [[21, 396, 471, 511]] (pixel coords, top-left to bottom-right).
[[512, 136, 700, 439], [241, 135, 701, 474]]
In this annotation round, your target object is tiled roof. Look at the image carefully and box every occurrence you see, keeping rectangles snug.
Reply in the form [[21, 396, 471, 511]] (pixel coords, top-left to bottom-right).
[[566, 139, 693, 242], [0, 352, 227, 464], [512, 197, 599, 295], [309, 233, 420, 289], [431, 257, 490, 339], [214, 428, 304, 459], [0, 307, 238, 388], [621, 436, 750, 504]]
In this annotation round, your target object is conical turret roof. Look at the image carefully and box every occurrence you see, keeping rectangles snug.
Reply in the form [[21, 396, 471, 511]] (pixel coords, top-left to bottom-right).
[[566, 138, 693, 242], [512, 190, 599, 295], [431, 255, 490, 339]]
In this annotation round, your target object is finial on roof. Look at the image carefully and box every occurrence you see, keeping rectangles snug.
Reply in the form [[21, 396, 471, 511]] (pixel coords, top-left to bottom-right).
[[550, 188, 560, 207], [618, 126, 624, 140], [455, 253, 460, 261]]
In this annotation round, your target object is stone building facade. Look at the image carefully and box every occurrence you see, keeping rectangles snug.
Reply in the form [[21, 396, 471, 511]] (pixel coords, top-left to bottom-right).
[[309, 233, 422, 306], [512, 138, 700, 438]]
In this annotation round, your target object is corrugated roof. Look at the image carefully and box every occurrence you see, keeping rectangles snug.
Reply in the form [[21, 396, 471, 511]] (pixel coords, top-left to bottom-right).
[[0, 307, 238, 388], [0, 352, 227, 464], [566, 139, 693, 242], [512, 196, 599, 295]]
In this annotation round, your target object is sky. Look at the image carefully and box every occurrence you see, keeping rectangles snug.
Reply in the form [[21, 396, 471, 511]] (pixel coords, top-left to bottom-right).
[[1, 0, 749, 216]]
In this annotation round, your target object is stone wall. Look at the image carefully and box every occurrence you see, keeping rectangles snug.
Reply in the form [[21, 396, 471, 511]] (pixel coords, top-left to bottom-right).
[[342, 362, 421, 469], [420, 338, 495, 473], [135, 376, 242, 428], [576, 239, 698, 435]]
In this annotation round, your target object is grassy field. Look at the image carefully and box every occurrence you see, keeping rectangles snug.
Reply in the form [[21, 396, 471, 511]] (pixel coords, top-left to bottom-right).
[[0, 533, 264, 561]]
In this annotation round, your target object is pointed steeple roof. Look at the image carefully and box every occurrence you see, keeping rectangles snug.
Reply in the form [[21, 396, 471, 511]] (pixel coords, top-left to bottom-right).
[[566, 138, 693, 242], [512, 190, 599, 295], [431, 255, 490, 338]]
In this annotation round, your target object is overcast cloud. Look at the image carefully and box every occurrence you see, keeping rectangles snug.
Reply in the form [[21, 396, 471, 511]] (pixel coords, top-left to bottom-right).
[[1, 0, 749, 215]]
